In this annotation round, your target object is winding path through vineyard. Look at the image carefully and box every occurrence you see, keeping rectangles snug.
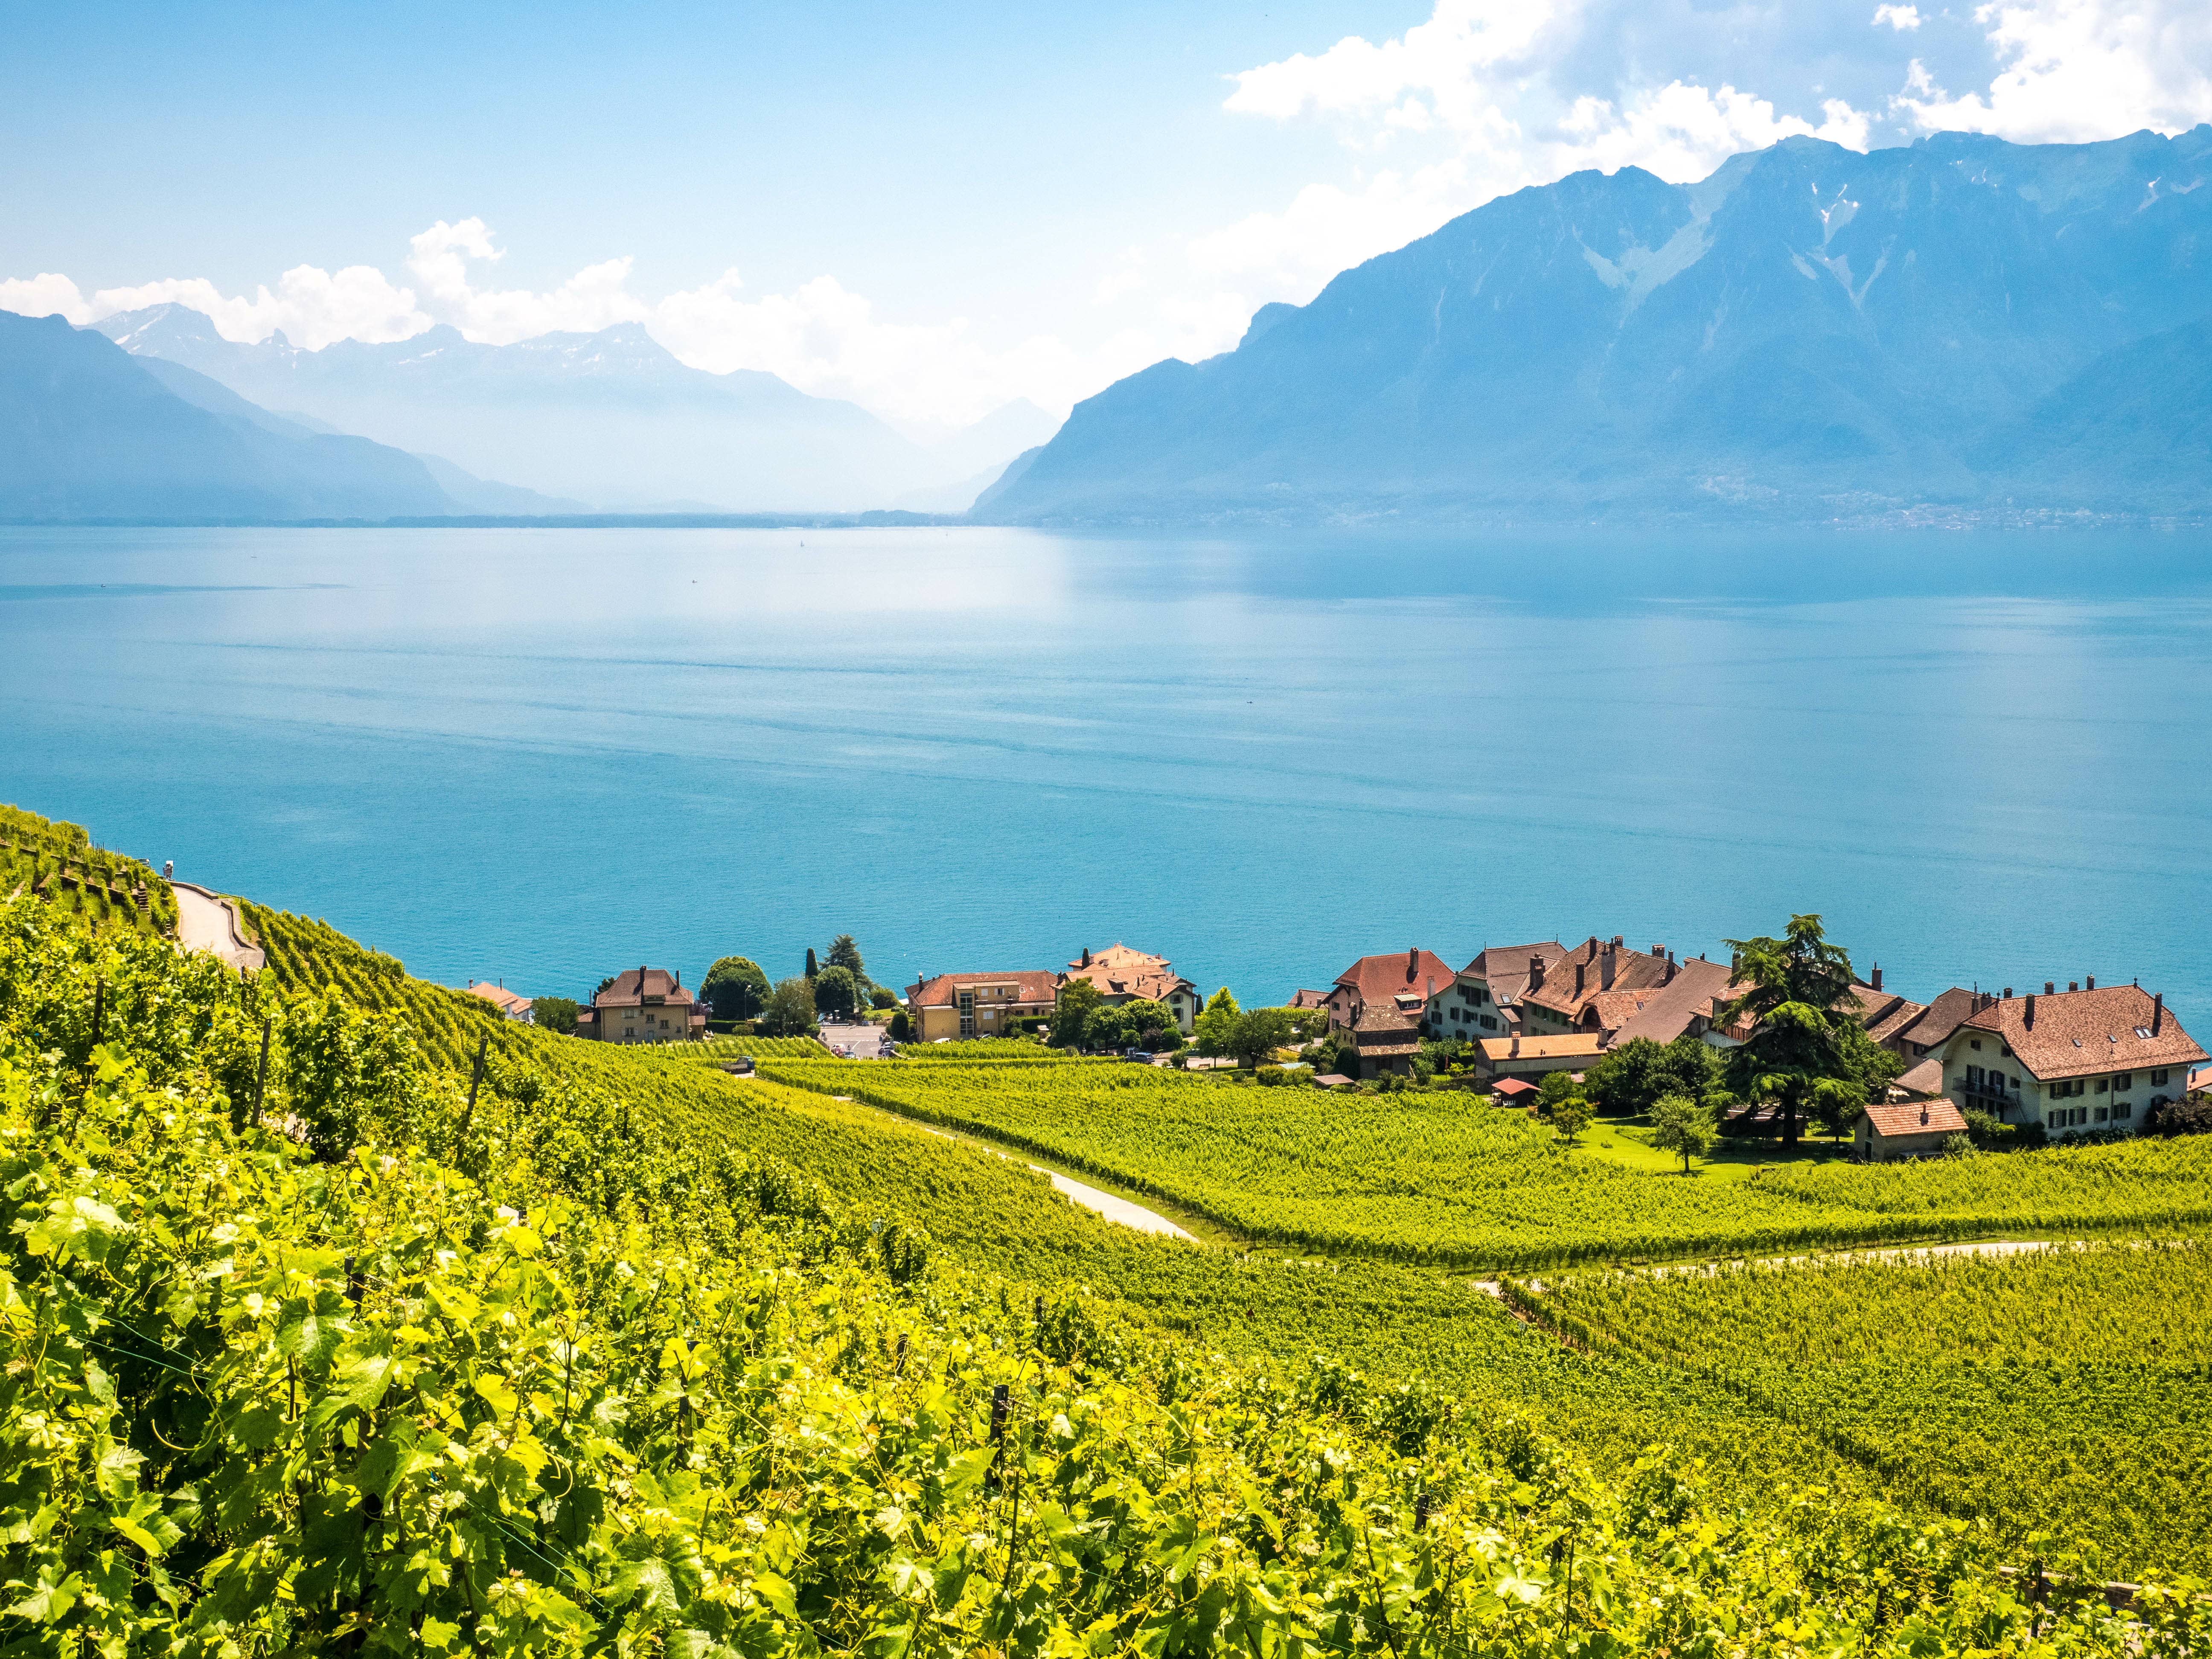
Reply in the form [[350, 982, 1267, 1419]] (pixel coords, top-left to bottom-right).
[[1515, 1235, 2064, 1292], [172, 881, 263, 972]]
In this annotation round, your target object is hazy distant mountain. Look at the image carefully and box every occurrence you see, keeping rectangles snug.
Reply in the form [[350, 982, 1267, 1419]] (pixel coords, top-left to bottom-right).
[[128, 352, 589, 514], [94, 306, 989, 512], [883, 398, 1064, 513], [0, 311, 454, 521], [985, 128, 2212, 525]]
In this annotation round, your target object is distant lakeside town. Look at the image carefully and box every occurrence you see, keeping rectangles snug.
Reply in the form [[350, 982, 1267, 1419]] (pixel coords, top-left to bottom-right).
[[467, 922, 2212, 1164]]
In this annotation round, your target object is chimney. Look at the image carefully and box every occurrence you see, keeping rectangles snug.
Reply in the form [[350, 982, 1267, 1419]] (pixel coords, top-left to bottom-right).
[[2086, 975, 2095, 990], [1575, 962, 1586, 997], [1919, 1104, 1930, 1125], [1612, 934, 1624, 949], [1871, 964, 1882, 992], [1511, 1035, 1519, 1057], [1731, 950, 1741, 973], [2154, 993, 2164, 1036], [2025, 994, 2035, 1029], [1601, 949, 1615, 991], [1653, 944, 1664, 958], [1664, 958, 1678, 984], [1529, 955, 1546, 990], [1407, 946, 1418, 980], [2069, 981, 2078, 992], [2003, 987, 2012, 1000], [2046, 982, 2055, 995]]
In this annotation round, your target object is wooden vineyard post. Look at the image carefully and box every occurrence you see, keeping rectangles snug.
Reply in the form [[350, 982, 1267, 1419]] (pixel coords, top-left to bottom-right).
[[459, 1036, 488, 1141], [252, 1017, 272, 1126]]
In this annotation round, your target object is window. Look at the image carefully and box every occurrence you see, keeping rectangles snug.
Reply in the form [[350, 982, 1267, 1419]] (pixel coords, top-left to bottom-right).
[[2095, 1077, 2108, 1093], [2095, 1106, 2108, 1122], [2010, 1075, 2021, 1090], [1970, 1039, 1983, 1051], [2113, 1072, 2132, 1091], [2151, 1069, 2170, 1086], [2113, 1103, 2133, 1121]]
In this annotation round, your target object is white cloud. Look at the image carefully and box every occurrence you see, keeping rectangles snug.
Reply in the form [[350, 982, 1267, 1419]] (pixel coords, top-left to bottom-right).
[[0, 273, 93, 323], [1892, 0, 2212, 142], [1873, 5, 1924, 30]]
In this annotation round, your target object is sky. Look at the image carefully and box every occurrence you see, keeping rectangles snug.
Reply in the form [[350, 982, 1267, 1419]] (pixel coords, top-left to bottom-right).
[[5, 0, 2210, 434]]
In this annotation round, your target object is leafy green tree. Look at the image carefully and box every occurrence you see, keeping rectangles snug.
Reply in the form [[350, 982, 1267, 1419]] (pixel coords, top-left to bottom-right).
[[1193, 987, 1241, 1057], [1225, 1007, 1298, 1069], [1053, 978, 1103, 1050], [532, 995, 578, 1036], [1720, 914, 1900, 1148], [1649, 1093, 1718, 1173], [1537, 1070, 1580, 1109], [827, 933, 870, 992], [762, 975, 818, 1036], [1087, 1005, 1137, 1051], [701, 956, 771, 1023], [1551, 1094, 1593, 1145], [812, 964, 859, 1021], [1586, 1035, 1719, 1118], [887, 1009, 912, 1041], [1119, 997, 1182, 1050], [869, 986, 896, 1011]]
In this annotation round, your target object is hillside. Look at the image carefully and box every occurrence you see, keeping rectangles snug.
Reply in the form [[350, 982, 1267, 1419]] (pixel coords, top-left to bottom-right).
[[92, 305, 1024, 513], [984, 127, 2212, 526], [0, 311, 457, 521]]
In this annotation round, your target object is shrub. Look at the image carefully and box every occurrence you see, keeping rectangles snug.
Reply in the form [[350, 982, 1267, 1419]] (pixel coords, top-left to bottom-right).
[[2147, 1095, 2212, 1136], [888, 1010, 911, 1042]]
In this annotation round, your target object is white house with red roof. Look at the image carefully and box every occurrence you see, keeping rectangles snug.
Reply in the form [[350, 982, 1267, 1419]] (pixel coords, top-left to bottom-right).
[[1935, 981, 2205, 1137]]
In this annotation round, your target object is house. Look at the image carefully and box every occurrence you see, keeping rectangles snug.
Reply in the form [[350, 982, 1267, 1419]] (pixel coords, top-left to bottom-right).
[[1887, 986, 1985, 1060], [1519, 937, 1677, 1038], [574, 966, 707, 1043], [1607, 954, 1738, 1046], [1474, 1033, 1607, 1086], [1426, 941, 1568, 1042], [1287, 988, 1331, 1010], [904, 970, 1058, 1042], [1694, 965, 1932, 1054], [1935, 981, 2206, 1137], [1061, 943, 1202, 1033], [1854, 1096, 1970, 1160], [466, 980, 534, 1024], [1323, 948, 1459, 1077], [1839, 966, 1927, 1051]]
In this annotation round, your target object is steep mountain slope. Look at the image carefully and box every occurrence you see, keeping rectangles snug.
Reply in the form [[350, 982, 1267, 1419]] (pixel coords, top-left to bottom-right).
[[0, 311, 454, 521], [96, 306, 950, 511], [130, 352, 588, 513], [986, 128, 2212, 525]]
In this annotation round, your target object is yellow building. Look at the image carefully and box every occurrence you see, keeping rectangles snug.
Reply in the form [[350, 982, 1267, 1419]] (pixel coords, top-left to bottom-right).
[[575, 966, 707, 1043], [904, 970, 1059, 1042]]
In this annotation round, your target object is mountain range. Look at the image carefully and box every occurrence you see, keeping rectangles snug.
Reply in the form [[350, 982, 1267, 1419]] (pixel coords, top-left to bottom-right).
[[92, 306, 1056, 513], [982, 127, 2212, 525]]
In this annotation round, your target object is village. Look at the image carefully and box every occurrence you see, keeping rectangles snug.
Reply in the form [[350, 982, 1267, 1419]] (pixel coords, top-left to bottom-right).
[[465, 926, 2212, 1164]]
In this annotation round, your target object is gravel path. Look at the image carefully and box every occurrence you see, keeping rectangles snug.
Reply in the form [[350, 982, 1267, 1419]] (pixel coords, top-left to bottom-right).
[[170, 882, 265, 972]]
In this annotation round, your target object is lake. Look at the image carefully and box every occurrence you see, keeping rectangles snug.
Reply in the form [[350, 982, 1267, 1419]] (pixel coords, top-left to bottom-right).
[[5, 523, 2211, 1030]]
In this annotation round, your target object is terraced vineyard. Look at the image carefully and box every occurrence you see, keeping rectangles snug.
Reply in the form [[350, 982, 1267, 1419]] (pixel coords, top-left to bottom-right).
[[0, 801, 175, 938], [756, 1058, 2212, 1269], [1521, 1243, 2212, 1576]]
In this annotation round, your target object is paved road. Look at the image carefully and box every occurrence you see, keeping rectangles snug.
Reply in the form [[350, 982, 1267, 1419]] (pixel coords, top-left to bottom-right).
[[818, 1020, 889, 1058], [171, 882, 265, 972]]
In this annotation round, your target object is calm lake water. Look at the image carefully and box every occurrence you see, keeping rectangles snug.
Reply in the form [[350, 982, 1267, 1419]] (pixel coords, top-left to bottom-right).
[[5, 524, 2211, 1029]]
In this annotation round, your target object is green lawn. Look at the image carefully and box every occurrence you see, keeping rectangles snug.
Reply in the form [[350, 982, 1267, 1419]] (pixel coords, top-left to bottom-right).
[[1581, 1113, 1856, 1181]]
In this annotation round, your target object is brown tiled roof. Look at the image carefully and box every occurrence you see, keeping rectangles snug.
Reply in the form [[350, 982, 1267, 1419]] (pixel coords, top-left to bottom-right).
[[1462, 941, 1568, 1007], [1061, 943, 1194, 1004], [1958, 985, 2206, 1082], [1861, 1097, 1968, 1138], [1333, 949, 1457, 1007], [1896, 987, 1983, 1051], [1893, 1055, 1945, 1097], [591, 966, 699, 1010], [1287, 988, 1331, 1009], [908, 969, 1059, 1009], [1578, 990, 1652, 1032], [1610, 956, 1738, 1045], [1849, 983, 1928, 1046], [1522, 937, 1674, 1022], [1477, 1034, 1607, 1062]]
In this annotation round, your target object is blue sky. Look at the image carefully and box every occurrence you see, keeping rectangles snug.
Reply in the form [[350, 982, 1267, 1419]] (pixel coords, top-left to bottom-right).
[[6, 0, 2209, 430]]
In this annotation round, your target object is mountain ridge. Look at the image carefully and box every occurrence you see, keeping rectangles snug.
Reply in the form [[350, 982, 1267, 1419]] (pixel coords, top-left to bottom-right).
[[980, 127, 2212, 526]]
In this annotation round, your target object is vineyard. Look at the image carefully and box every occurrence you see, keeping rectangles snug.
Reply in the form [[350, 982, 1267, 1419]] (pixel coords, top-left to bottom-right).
[[754, 1058, 2212, 1269], [0, 801, 175, 940], [14, 901, 2195, 1652], [1515, 1244, 2212, 1577]]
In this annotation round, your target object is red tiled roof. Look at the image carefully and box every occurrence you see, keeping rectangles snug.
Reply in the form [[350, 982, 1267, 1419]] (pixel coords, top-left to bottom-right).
[[1895, 987, 1984, 1051], [1333, 949, 1457, 1007], [1893, 1056, 1944, 1097], [1461, 941, 1568, 1007], [1861, 1097, 1968, 1138], [1609, 955, 1737, 1045], [1287, 988, 1331, 1009], [1959, 985, 2206, 1082], [468, 981, 532, 1015], [1522, 936, 1673, 1021], [908, 969, 1059, 1009], [1062, 943, 1194, 1004]]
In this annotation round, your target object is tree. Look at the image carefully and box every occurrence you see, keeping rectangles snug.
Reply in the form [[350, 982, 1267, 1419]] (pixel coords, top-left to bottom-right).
[[1053, 979, 1104, 1050], [761, 976, 818, 1036], [827, 934, 870, 993], [888, 1010, 911, 1042], [813, 964, 859, 1021], [1649, 1093, 1717, 1174], [1225, 1007, 1297, 1069], [1586, 1035, 1718, 1118], [804, 947, 819, 980], [701, 956, 771, 1023], [1121, 997, 1180, 1050], [869, 987, 897, 1011], [1193, 987, 1241, 1057], [533, 995, 579, 1037], [1087, 1005, 1136, 1051], [1537, 1070, 1580, 1110], [1551, 1094, 1593, 1145], [1719, 914, 1900, 1148]]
